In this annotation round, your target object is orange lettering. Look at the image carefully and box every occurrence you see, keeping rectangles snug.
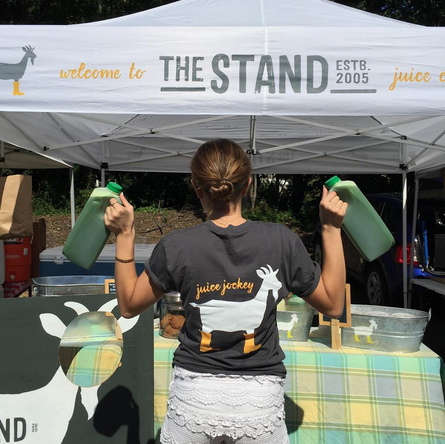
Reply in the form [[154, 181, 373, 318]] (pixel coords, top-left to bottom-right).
[[59, 63, 121, 80]]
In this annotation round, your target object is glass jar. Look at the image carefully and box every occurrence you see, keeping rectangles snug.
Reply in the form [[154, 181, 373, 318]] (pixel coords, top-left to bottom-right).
[[159, 291, 185, 339]]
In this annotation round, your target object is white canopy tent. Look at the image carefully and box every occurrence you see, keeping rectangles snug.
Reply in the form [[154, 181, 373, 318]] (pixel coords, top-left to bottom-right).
[[0, 140, 71, 170], [0, 0, 444, 306], [0, 141, 75, 226]]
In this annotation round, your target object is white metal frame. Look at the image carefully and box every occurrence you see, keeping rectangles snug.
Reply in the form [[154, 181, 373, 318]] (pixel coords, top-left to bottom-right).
[[2, 112, 445, 305], [32, 114, 443, 175]]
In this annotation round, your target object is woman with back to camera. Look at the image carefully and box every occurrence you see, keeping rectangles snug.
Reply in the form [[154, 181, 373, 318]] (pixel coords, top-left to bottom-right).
[[104, 139, 347, 444]]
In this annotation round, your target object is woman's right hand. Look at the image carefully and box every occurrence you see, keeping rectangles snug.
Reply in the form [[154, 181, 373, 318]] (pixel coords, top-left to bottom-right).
[[104, 192, 135, 237]]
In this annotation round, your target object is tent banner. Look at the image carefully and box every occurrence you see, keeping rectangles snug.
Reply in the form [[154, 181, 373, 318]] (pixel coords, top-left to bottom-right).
[[0, 26, 444, 115]]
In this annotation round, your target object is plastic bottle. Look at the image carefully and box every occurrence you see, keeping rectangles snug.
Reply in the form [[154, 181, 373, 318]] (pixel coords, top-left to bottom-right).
[[325, 176, 395, 262], [63, 182, 122, 269]]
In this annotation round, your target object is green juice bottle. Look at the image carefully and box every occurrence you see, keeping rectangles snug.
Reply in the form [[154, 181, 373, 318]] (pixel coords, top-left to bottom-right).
[[62, 182, 122, 269], [325, 176, 395, 262]]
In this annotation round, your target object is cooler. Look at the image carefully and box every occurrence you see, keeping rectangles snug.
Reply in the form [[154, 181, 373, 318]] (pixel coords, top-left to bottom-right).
[[4, 237, 32, 282], [39, 243, 155, 277]]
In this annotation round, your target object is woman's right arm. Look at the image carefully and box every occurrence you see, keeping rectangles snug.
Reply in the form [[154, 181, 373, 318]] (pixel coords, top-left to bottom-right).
[[104, 193, 164, 318]]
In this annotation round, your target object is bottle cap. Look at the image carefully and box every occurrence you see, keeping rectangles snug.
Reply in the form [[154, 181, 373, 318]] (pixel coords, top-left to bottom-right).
[[164, 292, 182, 304], [106, 182, 122, 194], [288, 295, 306, 305], [325, 176, 341, 189]]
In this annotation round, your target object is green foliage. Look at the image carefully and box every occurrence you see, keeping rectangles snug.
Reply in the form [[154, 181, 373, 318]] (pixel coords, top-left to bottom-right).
[[243, 201, 299, 228], [22, 165, 197, 216], [296, 175, 325, 231], [334, 0, 444, 26], [0, 0, 177, 25], [249, 174, 325, 231], [2, 0, 441, 27], [107, 171, 193, 210], [32, 194, 69, 215], [135, 203, 165, 213]]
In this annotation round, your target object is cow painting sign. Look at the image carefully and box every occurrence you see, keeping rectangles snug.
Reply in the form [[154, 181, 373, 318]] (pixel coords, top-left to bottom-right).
[[0, 295, 155, 443]]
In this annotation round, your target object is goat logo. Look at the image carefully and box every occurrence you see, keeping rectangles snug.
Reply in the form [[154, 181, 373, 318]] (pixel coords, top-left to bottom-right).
[[0, 299, 139, 443], [190, 264, 282, 354], [0, 45, 36, 96], [353, 319, 378, 344], [277, 313, 299, 339]]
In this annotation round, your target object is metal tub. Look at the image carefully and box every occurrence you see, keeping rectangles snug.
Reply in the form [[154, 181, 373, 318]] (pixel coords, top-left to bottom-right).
[[277, 298, 315, 342], [32, 276, 114, 297], [342, 305, 430, 353]]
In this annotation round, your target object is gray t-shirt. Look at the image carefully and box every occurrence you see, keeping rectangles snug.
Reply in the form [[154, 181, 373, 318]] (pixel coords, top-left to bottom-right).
[[146, 220, 321, 377]]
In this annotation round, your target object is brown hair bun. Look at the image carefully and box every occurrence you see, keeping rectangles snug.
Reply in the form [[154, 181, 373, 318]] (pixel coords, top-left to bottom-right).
[[191, 139, 252, 210], [208, 178, 234, 203]]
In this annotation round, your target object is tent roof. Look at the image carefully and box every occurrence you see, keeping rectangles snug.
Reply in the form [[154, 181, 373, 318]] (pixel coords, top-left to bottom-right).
[[0, 0, 443, 175], [0, 141, 71, 169], [87, 0, 418, 28], [1, 112, 442, 174]]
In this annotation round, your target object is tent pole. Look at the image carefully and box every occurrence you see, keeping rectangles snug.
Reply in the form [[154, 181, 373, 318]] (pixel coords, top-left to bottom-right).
[[402, 147, 408, 308], [408, 175, 420, 308], [70, 167, 75, 228], [100, 140, 106, 187], [245, 115, 258, 209]]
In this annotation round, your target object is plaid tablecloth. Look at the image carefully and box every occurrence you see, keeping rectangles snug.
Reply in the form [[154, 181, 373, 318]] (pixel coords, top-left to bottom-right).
[[60, 338, 122, 387], [153, 331, 445, 443]]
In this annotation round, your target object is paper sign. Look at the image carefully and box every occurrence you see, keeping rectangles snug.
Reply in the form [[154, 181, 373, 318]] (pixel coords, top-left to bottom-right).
[[104, 279, 116, 295]]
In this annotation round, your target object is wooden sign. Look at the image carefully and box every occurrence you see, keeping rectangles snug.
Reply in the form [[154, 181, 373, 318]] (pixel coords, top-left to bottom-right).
[[104, 279, 116, 294], [0, 295, 155, 443]]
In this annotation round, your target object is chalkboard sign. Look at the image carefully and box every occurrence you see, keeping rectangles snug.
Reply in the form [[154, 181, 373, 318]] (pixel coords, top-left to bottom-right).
[[104, 279, 116, 294], [319, 284, 351, 327]]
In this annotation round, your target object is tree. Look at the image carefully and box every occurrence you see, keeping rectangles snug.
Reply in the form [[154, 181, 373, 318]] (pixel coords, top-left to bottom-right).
[[2, 1, 442, 26], [334, 1, 444, 26], [0, 0, 176, 25]]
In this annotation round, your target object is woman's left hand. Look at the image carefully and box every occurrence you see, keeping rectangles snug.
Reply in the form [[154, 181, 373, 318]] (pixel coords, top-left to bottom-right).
[[104, 192, 135, 236], [319, 186, 348, 229]]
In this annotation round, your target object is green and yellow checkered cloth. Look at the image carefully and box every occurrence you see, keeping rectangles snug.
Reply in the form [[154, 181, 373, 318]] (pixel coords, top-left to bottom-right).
[[59, 311, 123, 387], [60, 337, 122, 387], [153, 332, 445, 443]]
